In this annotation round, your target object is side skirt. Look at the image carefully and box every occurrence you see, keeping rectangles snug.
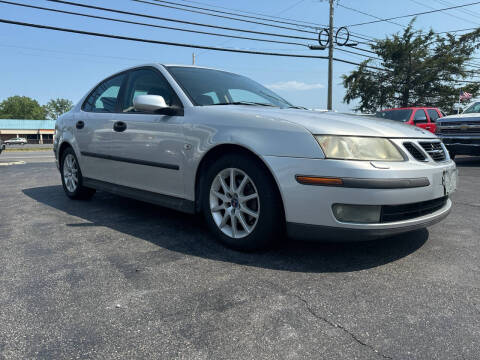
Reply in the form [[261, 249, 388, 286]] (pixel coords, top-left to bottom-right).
[[83, 178, 195, 214]]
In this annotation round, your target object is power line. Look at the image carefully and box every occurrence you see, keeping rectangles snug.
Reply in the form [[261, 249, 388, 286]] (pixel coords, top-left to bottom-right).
[[435, 0, 480, 18], [338, 4, 406, 29], [132, 0, 318, 35], [346, 1, 480, 27], [135, 0, 318, 30], [0, 17, 388, 71], [135, 0, 374, 45], [335, 47, 379, 60], [175, 0, 323, 28], [409, 0, 480, 26], [0, 1, 308, 47], [45, 0, 317, 42]]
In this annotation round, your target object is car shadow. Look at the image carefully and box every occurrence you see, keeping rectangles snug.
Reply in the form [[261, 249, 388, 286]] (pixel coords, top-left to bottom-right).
[[454, 156, 480, 167], [23, 185, 428, 273]]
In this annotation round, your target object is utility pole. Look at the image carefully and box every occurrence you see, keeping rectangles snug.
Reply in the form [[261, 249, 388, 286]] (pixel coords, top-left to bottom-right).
[[192, 52, 196, 65], [327, 0, 334, 111]]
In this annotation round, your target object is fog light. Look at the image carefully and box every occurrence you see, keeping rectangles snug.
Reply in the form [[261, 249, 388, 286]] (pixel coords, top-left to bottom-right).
[[332, 204, 381, 223]]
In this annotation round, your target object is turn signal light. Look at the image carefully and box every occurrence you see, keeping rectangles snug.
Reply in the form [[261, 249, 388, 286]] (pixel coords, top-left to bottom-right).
[[295, 176, 343, 186]]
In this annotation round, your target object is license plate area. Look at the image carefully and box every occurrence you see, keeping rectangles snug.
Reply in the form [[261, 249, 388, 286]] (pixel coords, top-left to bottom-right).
[[442, 168, 458, 195]]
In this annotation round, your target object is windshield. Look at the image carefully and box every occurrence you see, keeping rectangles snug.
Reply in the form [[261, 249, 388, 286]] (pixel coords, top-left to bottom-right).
[[375, 109, 413, 122], [463, 102, 480, 114], [166, 66, 293, 108]]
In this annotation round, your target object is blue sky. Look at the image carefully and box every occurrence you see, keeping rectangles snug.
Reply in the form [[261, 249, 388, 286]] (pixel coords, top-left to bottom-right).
[[1, 0, 479, 112]]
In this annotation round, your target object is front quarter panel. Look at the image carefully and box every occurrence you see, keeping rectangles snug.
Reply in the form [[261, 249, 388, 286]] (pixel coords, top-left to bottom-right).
[[182, 106, 324, 200]]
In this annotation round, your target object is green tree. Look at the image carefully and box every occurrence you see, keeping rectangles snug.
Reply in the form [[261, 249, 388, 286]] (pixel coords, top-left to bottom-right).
[[343, 21, 480, 114], [0, 96, 47, 119], [44, 98, 74, 120]]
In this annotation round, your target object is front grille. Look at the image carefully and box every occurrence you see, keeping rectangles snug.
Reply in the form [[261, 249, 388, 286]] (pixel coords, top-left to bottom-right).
[[439, 121, 480, 126], [380, 196, 448, 223], [419, 141, 446, 162], [439, 127, 480, 134], [403, 142, 426, 161]]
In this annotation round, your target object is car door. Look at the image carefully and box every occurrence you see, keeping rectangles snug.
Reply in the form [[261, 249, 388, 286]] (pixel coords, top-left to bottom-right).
[[412, 109, 429, 131], [97, 67, 186, 198], [74, 71, 128, 181], [426, 109, 440, 133]]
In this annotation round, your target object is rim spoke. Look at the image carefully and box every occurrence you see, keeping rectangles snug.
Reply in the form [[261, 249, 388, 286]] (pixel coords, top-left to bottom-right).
[[239, 193, 258, 203], [218, 175, 230, 194], [219, 212, 229, 228], [212, 190, 228, 203], [237, 176, 248, 194], [240, 206, 259, 219], [236, 212, 251, 234], [230, 212, 237, 238], [229, 168, 235, 192], [211, 204, 225, 212]]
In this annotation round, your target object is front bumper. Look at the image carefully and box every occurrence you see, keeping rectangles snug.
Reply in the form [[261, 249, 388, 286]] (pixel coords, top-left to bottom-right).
[[263, 155, 456, 241]]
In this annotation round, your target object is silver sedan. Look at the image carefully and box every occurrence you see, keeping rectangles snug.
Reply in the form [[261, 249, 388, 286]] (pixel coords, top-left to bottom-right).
[[54, 64, 457, 251]]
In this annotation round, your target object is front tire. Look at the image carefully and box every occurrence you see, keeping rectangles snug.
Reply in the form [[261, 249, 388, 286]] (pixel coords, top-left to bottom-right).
[[201, 153, 283, 251], [61, 147, 95, 200]]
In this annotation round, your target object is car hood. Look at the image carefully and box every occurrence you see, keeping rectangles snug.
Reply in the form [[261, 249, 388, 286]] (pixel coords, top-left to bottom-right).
[[441, 113, 480, 121], [205, 106, 436, 138]]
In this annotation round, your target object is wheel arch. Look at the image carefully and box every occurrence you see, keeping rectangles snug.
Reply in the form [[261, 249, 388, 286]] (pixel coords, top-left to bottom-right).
[[57, 141, 73, 167], [194, 143, 286, 219]]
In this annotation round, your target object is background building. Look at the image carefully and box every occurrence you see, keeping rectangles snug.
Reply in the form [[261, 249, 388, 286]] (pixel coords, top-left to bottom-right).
[[0, 119, 55, 144]]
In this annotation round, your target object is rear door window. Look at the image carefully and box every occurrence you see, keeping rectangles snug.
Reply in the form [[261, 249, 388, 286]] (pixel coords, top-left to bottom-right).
[[427, 109, 440, 122], [83, 73, 126, 113], [413, 109, 427, 123], [375, 109, 413, 122]]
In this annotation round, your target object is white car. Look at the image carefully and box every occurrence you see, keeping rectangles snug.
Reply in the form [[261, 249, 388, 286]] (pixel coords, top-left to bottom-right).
[[4, 137, 27, 145], [54, 64, 456, 251]]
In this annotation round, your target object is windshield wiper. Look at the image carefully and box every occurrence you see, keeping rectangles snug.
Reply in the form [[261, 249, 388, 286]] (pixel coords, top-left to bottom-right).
[[211, 101, 277, 107], [287, 105, 308, 110]]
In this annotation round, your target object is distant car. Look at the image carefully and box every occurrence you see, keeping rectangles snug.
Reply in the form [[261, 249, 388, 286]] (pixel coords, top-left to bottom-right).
[[54, 64, 456, 251], [375, 107, 444, 133], [436, 99, 480, 159], [0, 139, 5, 154], [4, 137, 27, 145]]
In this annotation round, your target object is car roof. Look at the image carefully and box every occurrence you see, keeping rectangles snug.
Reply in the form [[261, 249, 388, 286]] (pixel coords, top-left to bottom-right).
[[381, 107, 439, 111]]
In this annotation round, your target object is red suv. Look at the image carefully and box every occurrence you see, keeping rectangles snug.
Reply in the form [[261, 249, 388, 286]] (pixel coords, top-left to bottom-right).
[[375, 107, 444, 133]]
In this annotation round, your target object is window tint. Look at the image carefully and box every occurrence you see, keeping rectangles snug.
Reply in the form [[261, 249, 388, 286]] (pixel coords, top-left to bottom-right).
[[413, 109, 427, 122], [166, 66, 292, 108], [375, 109, 412, 122], [427, 109, 440, 122], [228, 89, 270, 104], [463, 102, 480, 114], [83, 73, 125, 113], [122, 68, 180, 112]]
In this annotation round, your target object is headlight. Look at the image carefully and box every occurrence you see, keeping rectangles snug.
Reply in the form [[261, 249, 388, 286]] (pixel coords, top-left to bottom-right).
[[315, 135, 404, 161]]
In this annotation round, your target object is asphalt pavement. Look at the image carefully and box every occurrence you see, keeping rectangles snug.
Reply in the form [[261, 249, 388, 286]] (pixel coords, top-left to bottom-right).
[[0, 155, 479, 359], [0, 150, 54, 164]]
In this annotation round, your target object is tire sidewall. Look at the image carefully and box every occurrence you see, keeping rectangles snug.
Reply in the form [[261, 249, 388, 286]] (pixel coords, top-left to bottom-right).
[[201, 153, 282, 251]]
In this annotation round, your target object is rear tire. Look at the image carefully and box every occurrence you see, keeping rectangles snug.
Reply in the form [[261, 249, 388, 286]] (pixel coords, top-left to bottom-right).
[[61, 147, 96, 200], [201, 153, 283, 251]]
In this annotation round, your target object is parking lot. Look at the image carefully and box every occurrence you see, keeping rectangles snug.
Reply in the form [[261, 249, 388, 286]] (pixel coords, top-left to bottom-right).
[[0, 152, 479, 359]]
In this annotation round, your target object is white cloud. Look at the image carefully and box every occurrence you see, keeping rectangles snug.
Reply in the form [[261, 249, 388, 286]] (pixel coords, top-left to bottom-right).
[[267, 81, 324, 91]]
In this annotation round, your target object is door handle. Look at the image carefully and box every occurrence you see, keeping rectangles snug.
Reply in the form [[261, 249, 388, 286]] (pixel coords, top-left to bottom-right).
[[76, 121, 85, 129], [113, 121, 127, 132]]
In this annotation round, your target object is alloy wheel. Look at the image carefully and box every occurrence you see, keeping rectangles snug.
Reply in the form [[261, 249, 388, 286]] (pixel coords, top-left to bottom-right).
[[209, 168, 260, 239], [63, 153, 79, 193]]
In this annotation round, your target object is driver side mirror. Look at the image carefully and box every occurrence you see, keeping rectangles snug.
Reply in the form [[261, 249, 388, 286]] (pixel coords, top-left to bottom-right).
[[133, 95, 168, 112]]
